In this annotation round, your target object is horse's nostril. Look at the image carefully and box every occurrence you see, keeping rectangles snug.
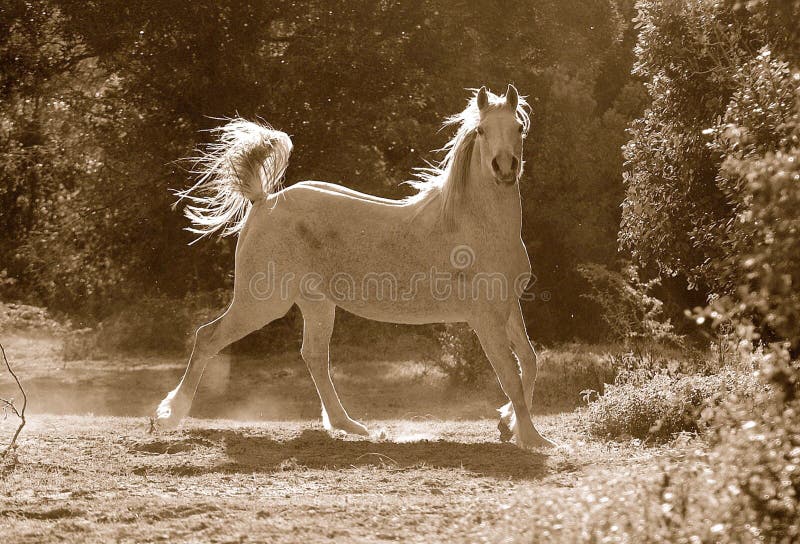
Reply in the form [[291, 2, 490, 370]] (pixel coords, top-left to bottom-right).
[[491, 158, 500, 172], [511, 156, 519, 170]]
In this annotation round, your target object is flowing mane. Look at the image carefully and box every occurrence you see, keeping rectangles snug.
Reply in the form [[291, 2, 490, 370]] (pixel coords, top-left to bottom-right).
[[406, 87, 531, 227]]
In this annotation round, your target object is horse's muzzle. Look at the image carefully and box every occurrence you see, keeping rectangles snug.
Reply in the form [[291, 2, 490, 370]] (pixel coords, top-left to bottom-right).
[[494, 174, 518, 185]]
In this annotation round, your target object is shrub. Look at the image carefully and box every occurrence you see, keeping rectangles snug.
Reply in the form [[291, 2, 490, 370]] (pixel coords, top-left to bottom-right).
[[705, 366, 800, 541], [433, 323, 489, 387], [60, 327, 97, 361], [63, 291, 229, 358], [571, 0, 800, 540], [0, 301, 64, 335], [534, 344, 618, 408], [577, 262, 682, 347], [93, 296, 201, 354], [560, 367, 798, 543], [585, 370, 762, 441], [0, 270, 18, 301], [685, 23, 800, 541]]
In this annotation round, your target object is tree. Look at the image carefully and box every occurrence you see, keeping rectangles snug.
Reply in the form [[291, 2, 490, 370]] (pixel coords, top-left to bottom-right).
[[3, 0, 636, 346]]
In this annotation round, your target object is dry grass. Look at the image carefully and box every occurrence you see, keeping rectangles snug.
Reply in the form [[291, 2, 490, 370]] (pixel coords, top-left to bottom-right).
[[0, 332, 692, 543], [0, 414, 679, 544]]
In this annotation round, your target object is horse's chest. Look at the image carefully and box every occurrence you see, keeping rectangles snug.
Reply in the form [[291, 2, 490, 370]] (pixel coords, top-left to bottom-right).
[[470, 247, 529, 286], [458, 229, 529, 275]]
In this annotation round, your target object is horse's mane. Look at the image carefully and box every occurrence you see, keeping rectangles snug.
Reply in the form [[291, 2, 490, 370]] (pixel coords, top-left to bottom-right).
[[406, 87, 530, 227]]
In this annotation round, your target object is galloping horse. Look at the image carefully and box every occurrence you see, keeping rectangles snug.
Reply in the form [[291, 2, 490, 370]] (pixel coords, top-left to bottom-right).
[[156, 85, 554, 449]]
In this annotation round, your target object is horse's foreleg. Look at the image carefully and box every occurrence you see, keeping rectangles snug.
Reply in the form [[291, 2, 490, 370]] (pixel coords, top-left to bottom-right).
[[497, 303, 540, 440], [298, 300, 368, 436], [507, 302, 538, 409], [471, 314, 553, 450]]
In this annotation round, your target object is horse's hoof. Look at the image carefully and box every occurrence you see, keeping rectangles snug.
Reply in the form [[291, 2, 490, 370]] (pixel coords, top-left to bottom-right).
[[325, 415, 370, 437], [340, 420, 370, 437], [154, 394, 189, 431], [154, 407, 181, 431], [532, 435, 557, 449], [517, 433, 557, 450]]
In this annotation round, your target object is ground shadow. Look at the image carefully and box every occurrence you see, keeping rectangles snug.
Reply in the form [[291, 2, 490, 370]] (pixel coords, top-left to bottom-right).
[[138, 428, 549, 481]]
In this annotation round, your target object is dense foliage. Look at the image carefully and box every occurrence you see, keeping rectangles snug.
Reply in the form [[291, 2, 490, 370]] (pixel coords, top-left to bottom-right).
[[0, 0, 641, 342], [623, 0, 800, 396], [621, 0, 800, 296], [614, 1, 800, 541]]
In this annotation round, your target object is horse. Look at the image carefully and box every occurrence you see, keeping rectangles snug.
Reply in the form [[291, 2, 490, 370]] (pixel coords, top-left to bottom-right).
[[155, 84, 555, 450]]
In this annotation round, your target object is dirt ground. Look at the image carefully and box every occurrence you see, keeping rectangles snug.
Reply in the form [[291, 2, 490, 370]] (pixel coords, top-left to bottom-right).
[[0, 334, 672, 543]]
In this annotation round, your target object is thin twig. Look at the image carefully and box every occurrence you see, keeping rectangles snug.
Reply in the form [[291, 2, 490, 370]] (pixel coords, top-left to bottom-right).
[[1, 343, 27, 457], [353, 452, 399, 467]]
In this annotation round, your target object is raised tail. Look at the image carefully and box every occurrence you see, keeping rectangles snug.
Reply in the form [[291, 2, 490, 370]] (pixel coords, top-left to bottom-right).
[[177, 118, 292, 240]]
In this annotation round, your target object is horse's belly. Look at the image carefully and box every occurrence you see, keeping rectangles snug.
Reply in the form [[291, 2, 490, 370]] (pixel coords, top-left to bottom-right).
[[319, 266, 519, 325], [336, 297, 466, 325]]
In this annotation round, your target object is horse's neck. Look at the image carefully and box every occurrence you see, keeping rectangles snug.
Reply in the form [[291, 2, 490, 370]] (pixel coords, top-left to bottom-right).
[[461, 153, 523, 238]]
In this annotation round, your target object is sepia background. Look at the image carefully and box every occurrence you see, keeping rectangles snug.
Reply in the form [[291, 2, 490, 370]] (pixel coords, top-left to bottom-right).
[[1, 1, 800, 542]]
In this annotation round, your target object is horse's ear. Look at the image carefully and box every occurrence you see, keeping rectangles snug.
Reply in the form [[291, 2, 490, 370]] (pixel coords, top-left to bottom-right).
[[506, 84, 518, 110], [476, 86, 489, 112]]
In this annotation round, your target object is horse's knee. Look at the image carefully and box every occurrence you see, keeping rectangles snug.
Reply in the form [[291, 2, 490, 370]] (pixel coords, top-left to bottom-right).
[[482, 345, 526, 396], [191, 321, 220, 358], [300, 344, 329, 368], [195, 321, 218, 341]]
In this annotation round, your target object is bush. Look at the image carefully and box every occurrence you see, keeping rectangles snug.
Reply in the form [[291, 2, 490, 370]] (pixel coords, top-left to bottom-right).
[[518, 356, 795, 543], [568, 0, 800, 540], [534, 344, 618, 408], [60, 327, 97, 361], [92, 297, 201, 355], [585, 370, 763, 442], [0, 301, 64, 335], [701, 365, 800, 541], [684, 19, 800, 540], [433, 323, 489, 387], [63, 291, 229, 358], [562, 366, 798, 543], [577, 262, 682, 347]]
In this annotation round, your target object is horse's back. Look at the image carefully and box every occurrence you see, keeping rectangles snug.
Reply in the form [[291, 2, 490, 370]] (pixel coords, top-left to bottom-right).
[[236, 182, 422, 275]]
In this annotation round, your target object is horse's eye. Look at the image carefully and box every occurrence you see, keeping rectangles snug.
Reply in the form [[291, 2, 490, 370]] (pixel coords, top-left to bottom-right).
[[476, 126, 484, 136]]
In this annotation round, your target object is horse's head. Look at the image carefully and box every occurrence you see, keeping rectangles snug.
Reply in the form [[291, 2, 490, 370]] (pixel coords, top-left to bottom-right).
[[474, 84, 527, 185], [406, 84, 531, 227]]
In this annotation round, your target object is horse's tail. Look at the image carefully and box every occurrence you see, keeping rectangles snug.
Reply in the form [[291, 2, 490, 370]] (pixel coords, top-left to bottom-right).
[[176, 118, 293, 240]]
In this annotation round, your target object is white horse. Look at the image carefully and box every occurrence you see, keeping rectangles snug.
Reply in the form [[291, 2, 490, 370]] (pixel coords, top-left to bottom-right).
[[156, 85, 554, 449]]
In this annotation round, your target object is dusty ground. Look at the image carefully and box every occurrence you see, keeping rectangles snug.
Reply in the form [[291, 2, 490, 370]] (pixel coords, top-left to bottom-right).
[[0, 333, 674, 543]]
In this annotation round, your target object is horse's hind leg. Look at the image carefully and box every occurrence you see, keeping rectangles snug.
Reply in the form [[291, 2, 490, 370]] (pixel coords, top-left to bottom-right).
[[498, 302, 541, 442], [155, 297, 291, 429], [298, 299, 368, 436]]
